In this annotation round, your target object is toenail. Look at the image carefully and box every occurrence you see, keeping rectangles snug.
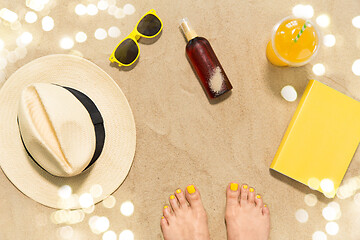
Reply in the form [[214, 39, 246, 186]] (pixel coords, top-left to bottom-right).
[[230, 183, 238, 191], [170, 195, 175, 200], [187, 185, 196, 194], [176, 189, 181, 194], [264, 205, 267, 207], [243, 185, 248, 189], [161, 216, 164, 219], [249, 188, 254, 192], [256, 195, 261, 199], [164, 205, 168, 209]]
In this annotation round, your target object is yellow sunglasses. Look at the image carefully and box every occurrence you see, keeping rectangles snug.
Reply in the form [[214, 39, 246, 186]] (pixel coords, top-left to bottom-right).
[[109, 9, 163, 67]]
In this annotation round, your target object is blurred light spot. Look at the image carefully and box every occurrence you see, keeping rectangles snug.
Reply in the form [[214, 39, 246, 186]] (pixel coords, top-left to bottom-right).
[[103, 231, 117, 240], [119, 230, 134, 240], [355, 193, 360, 205], [95, 217, 110, 233], [25, 11, 37, 23], [83, 204, 95, 214], [281, 85, 297, 102], [107, 6, 117, 16], [67, 210, 85, 224], [312, 63, 325, 76], [295, 209, 308, 223], [95, 28, 107, 40], [0, 8, 18, 23], [108, 26, 121, 38], [42, 16, 54, 31], [304, 194, 317, 207], [0, 39, 4, 51], [19, 32, 33, 46], [316, 14, 330, 28], [35, 213, 48, 227], [120, 201, 134, 216], [323, 34, 336, 47], [58, 226, 73, 239], [103, 195, 116, 208], [87, 4, 98, 16], [10, 21, 22, 31], [97, 0, 109, 11], [58, 185, 72, 199], [308, 177, 320, 190], [352, 59, 360, 76], [328, 202, 341, 220], [26, 0, 45, 12], [320, 179, 334, 193], [292, 4, 314, 19], [60, 37, 74, 49], [79, 193, 94, 208], [108, 0, 116, 6], [90, 184, 103, 198], [75, 32, 87, 43], [322, 206, 337, 221], [312, 231, 327, 240], [325, 222, 339, 236], [352, 16, 360, 29], [7, 51, 18, 63], [0, 57, 7, 70], [75, 4, 87, 16], [89, 216, 99, 233], [115, 8, 125, 19], [123, 4, 135, 15]]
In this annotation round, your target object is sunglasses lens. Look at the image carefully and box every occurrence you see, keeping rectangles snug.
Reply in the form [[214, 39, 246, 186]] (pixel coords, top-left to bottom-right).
[[137, 14, 162, 36], [114, 39, 139, 64]]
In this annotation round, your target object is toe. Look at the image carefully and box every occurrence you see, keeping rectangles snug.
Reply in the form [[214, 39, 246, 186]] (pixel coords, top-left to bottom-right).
[[160, 216, 168, 227], [255, 194, 263, 208], [169, 194, 180, 212], [262, 204, 270, 216], [248, 187, 255, 204], [163, 205, 173, 219], [240, 184, 249, 206], [226, 182, 240, 207], [185, 185, 202, 208], [175, 188, 188, 208]]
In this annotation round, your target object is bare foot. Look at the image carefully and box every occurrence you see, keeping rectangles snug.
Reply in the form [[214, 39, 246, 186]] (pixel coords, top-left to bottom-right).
[[225, 182, 270, 240], [160, 185, 210, 240]]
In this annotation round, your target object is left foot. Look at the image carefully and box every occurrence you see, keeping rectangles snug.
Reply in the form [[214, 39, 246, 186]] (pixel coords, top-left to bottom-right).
[[160, 185, 210, 240]]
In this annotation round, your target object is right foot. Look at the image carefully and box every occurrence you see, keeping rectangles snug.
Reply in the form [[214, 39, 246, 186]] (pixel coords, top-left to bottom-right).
[[225, 182, 270, 240], [160, 185, 210, 240]]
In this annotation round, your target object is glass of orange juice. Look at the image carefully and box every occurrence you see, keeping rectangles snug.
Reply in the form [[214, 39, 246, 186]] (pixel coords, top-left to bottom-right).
[[266, 16, 320, 67]]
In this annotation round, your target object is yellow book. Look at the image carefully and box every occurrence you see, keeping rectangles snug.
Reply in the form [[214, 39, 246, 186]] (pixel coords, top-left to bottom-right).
[[270, 80, 360, 198]]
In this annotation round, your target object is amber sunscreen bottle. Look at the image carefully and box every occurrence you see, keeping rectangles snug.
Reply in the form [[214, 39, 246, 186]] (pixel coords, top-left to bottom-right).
[[180, 18, 233, 99]]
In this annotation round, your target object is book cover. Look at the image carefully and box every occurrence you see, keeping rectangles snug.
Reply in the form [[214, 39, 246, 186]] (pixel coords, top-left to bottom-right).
[[270, 80, 360, 198]]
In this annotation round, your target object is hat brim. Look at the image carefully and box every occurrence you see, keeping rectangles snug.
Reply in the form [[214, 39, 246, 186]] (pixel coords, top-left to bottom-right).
[[0, 54, 136, 209]]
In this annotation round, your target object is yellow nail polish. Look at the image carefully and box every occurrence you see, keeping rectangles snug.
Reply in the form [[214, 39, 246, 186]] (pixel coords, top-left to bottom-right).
[[264, 205, 267, 208], [170, 195, 175, 200], [187, 185, 196, 194], [243, 185, 248, 189], [256, 195, 261, 199], [230, 183, 238, 191], [176, 189, 181, 194], [161, 216, 164, 219], [164, 205, 168, 209], [249, 188, 254, 192]]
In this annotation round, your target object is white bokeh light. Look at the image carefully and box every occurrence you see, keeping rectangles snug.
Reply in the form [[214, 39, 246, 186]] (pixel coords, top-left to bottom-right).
[[75, 4, 87, 16], [97, 0, 109, 11], [0, 57, 7, 70], [312, 231, 327, 240], [325, 222, 339, 236], [123, 4, 136, 15], [115, 8, 125, 19], [20, 32, 33, 46], [79, 193, 94, 208], [352, 59, 360, 76], [103, 195, 116, 209], [0, 8, 18, 23], [58, 185, 72, 199], [58, 226, 73, 239], [304, 194, 318, 207], [87, 4, 98, 16], [320, 179, 334, 193], [42, 16, 54, 31], [95, 217, 110, 233], [90, 184, 103, 198], [103, 231, 117, 240], [322, 206, 337, 221], [7, 51, 17, 63], [292, 4, 314, 19], [308, 177, 320, 190], [75, 32, 87, 43], [281, 85, 297, 102], [316, 14, 330, 28], [354, 193, 360, 205], [312, 63, 325, 76], [119, 230, 134, 240], [108, 26, 121, 38], [352, 16, 360, 29], [120, 201, 134, 216], [107, 6, 117, 15], [295, 209, 308, 223], [323, 34, 336, 47], [95, 28, 107, 40], [25, 11, 38, 23]]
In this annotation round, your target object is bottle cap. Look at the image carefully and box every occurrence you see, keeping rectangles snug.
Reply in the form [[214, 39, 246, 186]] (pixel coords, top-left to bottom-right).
[[179, 18, 198, 42]]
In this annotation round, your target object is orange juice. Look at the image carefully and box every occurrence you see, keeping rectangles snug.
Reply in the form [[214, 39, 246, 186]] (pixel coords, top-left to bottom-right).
[[266, 17, 320, 67]]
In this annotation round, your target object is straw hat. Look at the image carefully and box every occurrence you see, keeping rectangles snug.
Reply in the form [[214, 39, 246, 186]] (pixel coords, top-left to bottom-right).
[[0, 54, 136, 209]]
